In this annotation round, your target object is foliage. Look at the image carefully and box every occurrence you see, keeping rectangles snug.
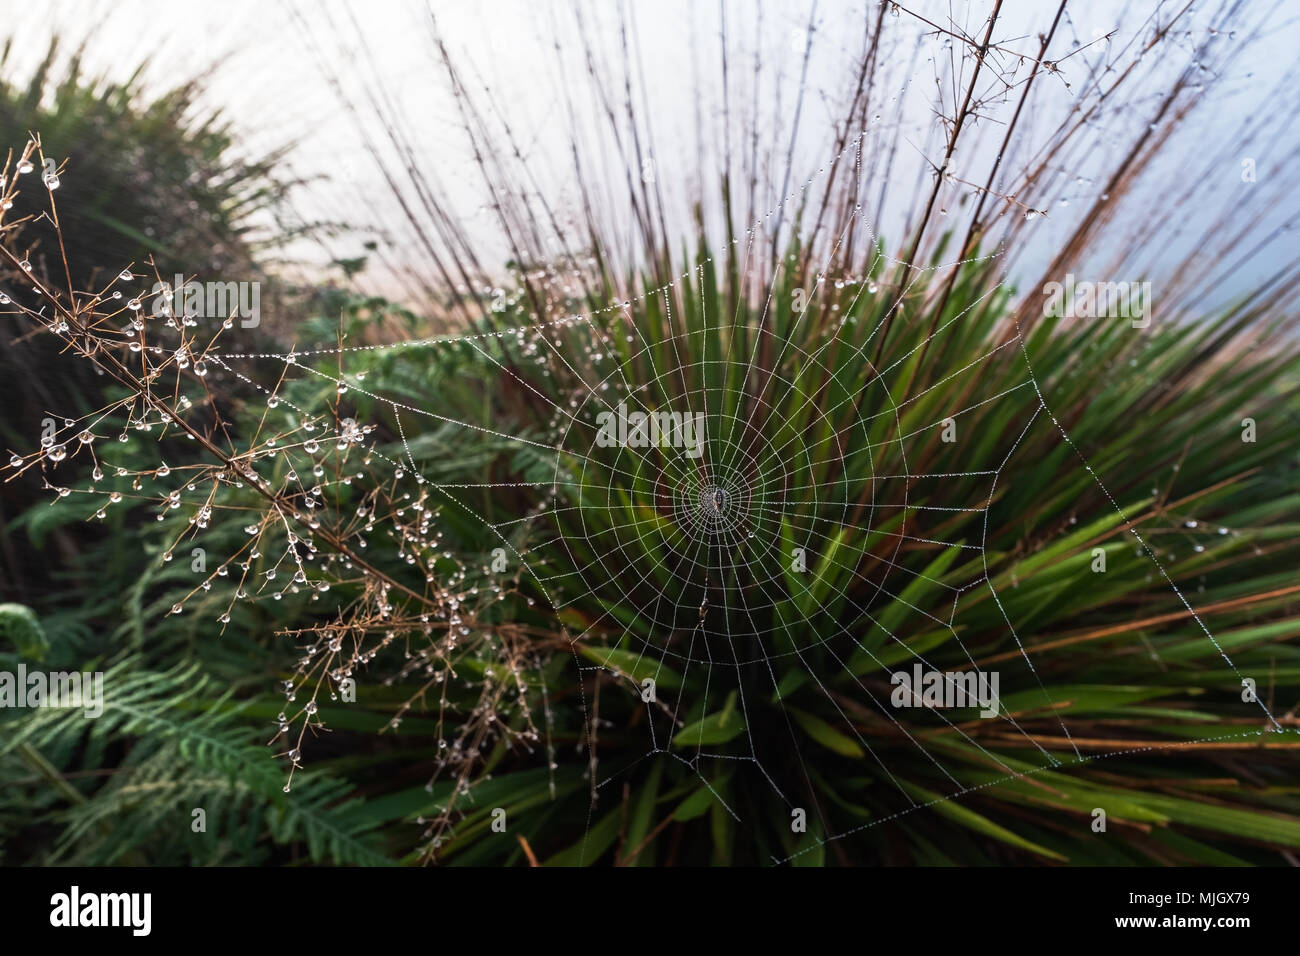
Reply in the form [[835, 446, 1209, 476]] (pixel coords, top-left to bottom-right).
[[2, 3, 1299, 867], [0, 42, 301, 617]]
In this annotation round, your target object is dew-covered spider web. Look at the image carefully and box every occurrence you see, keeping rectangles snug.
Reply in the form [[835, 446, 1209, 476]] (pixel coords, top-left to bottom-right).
[[208, 132, 1288, 865]]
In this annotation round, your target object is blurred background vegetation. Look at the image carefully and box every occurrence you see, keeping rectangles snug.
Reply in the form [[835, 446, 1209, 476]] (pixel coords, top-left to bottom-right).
[[0, 41, 298, 610], [0, 45, 379, 864]]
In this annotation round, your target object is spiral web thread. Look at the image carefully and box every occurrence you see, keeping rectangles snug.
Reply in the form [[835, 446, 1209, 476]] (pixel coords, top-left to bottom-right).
[[209, 133, 1288, 864]]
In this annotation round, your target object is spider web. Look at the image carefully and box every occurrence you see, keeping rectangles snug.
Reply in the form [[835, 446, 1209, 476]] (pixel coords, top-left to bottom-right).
[[209, 133, 1287, 865]]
